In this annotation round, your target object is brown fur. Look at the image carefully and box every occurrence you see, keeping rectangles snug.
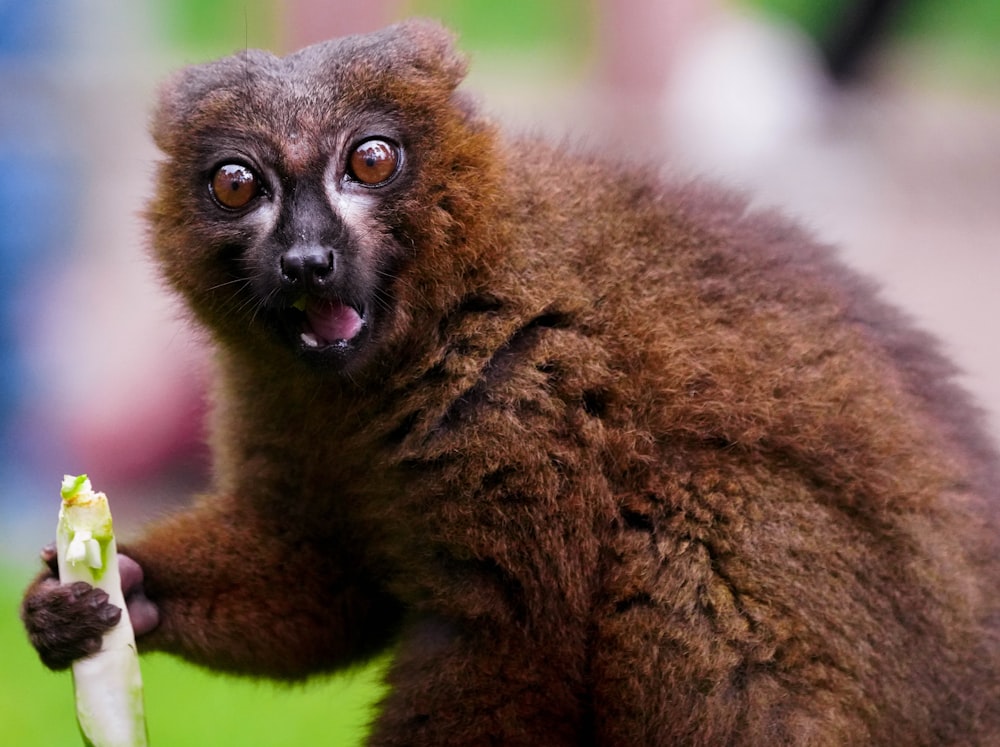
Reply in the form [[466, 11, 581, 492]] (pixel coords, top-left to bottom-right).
[[23, 20, 1000, 745]]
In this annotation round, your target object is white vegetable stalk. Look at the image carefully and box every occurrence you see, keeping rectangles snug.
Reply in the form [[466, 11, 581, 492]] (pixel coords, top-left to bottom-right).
[[57, 474, 149, 747]]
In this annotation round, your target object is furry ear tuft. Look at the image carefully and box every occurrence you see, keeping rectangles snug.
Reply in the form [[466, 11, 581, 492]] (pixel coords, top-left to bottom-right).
[[149, 67, 201, 153], [387, 18, 468, 89], [148, 49, 273, 153], [284, 19, 469, 115]]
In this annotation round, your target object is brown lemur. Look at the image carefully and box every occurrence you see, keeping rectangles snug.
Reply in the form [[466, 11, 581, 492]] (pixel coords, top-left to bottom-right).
[[21, 19, 1000, 746]]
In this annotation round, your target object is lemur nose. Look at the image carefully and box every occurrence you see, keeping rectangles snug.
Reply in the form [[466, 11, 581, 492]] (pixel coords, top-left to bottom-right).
[[280, 245, 335, 292]]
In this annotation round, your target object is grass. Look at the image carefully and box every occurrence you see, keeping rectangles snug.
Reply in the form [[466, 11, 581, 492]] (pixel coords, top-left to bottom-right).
[[1, 565, 386, 746]]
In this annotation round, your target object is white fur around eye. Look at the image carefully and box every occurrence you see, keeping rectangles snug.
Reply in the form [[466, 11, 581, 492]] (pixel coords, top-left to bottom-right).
[[243, 197, 279, 234], [324, 163, 379, 233]]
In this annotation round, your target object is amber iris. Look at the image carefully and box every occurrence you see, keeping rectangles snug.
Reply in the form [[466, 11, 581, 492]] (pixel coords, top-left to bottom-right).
[[348, 139, 399, 186], [211, 163, 259, 209]]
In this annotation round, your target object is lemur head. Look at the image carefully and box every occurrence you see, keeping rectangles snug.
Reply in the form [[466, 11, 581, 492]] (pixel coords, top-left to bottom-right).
[[147, 20, 497, 375]]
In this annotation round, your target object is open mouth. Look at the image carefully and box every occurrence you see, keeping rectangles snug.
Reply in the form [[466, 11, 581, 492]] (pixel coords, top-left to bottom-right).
[[288, 296, 366, 350]]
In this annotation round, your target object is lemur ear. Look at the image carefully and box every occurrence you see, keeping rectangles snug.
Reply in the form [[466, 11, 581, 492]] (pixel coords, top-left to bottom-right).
[[379, 18, 469, 91], [149, 48, 275, 153], [149, 66, 204, 152], [324, 18, 468, 95]]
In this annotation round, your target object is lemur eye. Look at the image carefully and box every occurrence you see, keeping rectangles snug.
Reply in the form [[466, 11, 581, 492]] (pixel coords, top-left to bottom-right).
[[210, 163, 260, 209], [347, 139, 400, 186]]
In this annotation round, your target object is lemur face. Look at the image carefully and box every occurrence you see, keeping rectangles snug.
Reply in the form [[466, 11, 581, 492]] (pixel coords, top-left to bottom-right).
[[191, 114, 409, 369], [147, 22, 471, 374]]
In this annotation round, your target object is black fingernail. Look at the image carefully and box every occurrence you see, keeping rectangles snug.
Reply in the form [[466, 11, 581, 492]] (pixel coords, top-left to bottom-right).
[[101, 605, 123, 626], [70, 581, 91, 598]]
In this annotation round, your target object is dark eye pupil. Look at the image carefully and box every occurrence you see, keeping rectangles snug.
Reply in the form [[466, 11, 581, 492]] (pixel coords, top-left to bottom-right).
[[350, 139, 399, 186], [211, 164, 259, 209]]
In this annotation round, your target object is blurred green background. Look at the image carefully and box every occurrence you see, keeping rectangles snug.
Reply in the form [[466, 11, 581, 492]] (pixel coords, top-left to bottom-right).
[[1, 0, 997, 745], [3, 563, 387, 744]]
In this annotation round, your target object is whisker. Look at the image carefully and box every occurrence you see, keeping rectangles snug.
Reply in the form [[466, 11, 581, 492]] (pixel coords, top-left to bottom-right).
[[207, 276, 253, 294]]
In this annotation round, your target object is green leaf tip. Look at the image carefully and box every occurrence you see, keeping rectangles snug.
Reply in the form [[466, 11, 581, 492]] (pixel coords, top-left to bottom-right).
[[61, 474, 89, 500]]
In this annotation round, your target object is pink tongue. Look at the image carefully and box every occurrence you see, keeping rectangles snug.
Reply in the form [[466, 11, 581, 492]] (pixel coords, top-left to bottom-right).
[[305, 300, 364, 344]]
